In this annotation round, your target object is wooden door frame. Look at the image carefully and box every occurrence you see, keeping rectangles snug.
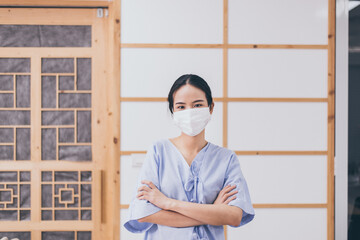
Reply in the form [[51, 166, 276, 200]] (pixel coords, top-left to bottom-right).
[[0, 1, 121, 240]]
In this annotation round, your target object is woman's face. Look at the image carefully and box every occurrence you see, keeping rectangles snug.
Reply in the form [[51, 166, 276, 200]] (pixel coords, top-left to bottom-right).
[[173, 84, 214, 113]]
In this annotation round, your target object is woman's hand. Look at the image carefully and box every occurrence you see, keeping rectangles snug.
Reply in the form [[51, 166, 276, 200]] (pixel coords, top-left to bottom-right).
[[137, 180, 172, 210], [213, 184, 238, 205]]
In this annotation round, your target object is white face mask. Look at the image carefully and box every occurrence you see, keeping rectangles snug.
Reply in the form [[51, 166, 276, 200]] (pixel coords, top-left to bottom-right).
[[172, 107, 212, 136]]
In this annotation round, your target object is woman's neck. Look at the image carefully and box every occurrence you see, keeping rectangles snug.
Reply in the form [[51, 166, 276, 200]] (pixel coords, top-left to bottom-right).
[[176, 130, 208, 154]]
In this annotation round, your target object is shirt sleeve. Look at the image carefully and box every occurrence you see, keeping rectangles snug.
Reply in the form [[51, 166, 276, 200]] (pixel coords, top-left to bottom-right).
[[223, 152, 255, 227], [123, 142, 162, 233]]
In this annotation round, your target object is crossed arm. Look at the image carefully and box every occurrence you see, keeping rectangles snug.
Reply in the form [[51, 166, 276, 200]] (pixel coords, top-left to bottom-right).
[[137, 180, 243, 227]]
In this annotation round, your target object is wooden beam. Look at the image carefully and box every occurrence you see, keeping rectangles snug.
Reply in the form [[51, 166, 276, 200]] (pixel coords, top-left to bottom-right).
[[0, 0, 111, 7]]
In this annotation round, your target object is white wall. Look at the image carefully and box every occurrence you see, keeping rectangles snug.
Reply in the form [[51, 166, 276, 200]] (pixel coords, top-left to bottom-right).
[[335, 0, 349, 239], [120, 0, 330, 239]]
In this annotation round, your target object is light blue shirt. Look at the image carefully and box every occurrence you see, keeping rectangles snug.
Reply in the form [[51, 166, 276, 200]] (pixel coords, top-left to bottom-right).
[[124, 138, 255, 240]]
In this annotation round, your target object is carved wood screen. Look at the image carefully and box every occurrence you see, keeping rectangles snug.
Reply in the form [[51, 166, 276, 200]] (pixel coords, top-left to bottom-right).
[[0, 7, 114, 239]]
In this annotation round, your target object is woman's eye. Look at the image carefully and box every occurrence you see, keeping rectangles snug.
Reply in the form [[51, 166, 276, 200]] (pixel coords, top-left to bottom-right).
[[194, 104, 202, 107], [177, 106, 184, 109]]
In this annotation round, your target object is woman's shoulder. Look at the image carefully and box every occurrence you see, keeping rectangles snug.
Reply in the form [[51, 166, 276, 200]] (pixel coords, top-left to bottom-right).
[[146, 138, 170, 153], [207, 141, 236, 160]]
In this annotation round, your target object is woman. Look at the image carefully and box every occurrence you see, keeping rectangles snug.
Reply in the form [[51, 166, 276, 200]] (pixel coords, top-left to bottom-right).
[[124, 74, 255, 239]]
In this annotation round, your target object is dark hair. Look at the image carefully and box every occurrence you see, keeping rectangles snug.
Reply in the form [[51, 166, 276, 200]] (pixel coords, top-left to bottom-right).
[[167, 74, 213, 114]]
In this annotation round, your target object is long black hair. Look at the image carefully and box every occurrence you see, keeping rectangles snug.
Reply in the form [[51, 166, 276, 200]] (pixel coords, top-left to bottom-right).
[[167, 74, 213, 114]]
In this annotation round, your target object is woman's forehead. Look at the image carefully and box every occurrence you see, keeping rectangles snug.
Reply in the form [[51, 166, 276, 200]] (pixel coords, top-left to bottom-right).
[[173, 84, 206, 101]]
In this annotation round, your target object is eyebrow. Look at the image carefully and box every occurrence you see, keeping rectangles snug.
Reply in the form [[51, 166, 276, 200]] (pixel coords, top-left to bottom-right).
[[175, 99, 205, 105]]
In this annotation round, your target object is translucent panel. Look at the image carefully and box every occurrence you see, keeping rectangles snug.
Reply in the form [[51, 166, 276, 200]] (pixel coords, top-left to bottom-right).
[[227, 208, 327, 240], [77, 111, 91, 143], [55, 184, 65, 195], [41, 128, 56, 160], [228, 49, 328, 98], [41, 171, 52, 182], [68, 196, 79, 208], [7, 184, 17, 194], [0, 190, 11, 201], [121, 102, 223, 150], [41, 210, 52, 220], [58, 93, 91, 108], [228, 0, 328, 44], [59, 76, 74, 90], [0, 25, 91, 47], [120, 209, 145, 240], [121, 48, 223, 97], [0, 128, 13, 143], [0, 75, 13, 90], [60, 190, 72, 202], [0, 93, 13, 108], [77, 58, 91, 90], [0, 58, 30, 73], [41, 58, 74, 73], [120, 156, 142, 204], [228, 102, 327, 150], [81, 184, 91, 207], [59, 128, 74, 143], [0, 210, 17, 220], [20, 171, 31, 182], [0, 146, 13, 160], [0, 172, 17, 182], [6, 197, 17, 208], [81, 210, 91, 220], [41, 184, 52, 207], [58, 146, 92, 161], [41, 111, 74, 125], [0, 232, 30, 240], [204, 102, 223, 147], [19, 184, 30, 207], [121, 102, 179, 150], [239, 155, 327, 203], [16, 128, 31, 160], [78, 231, 91, 240], [41, 76, 56, 108], [68, 184, 79, 194], [121, 0, 223, 44], [81, 171, 92, 182], [55, 171, 78, 182], [42, 231, 75, 240], [61, 192, 73, 204], [0, 110, 30, 125], [16, 75, 30, 108], [20, 210, 30, 221], [54, 197, 65, 208]]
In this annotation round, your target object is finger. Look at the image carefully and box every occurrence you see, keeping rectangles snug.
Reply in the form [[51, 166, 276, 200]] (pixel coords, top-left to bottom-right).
[[138, 191, 149, 198], [221, 185, 236, 193], [147, 181, 157, 190], [141, 180, 155, 189], [138, 185, 152, 192], [138, 195, 146, 200], [219, 185, 231, 194], [224, 185, 236, 192], [136, 191, 147, 198], [224, 190, 238, 198], [224, 195, 236, 204]]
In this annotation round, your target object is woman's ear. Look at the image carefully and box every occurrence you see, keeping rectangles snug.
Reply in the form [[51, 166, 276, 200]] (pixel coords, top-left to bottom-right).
[[210, 102, 215, 114]]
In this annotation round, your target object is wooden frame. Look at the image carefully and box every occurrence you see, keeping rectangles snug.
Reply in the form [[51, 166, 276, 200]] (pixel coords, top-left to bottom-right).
[[0, 1, 121, 240], [118, 0, 335, 240], [0, 0, 112, 7]]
